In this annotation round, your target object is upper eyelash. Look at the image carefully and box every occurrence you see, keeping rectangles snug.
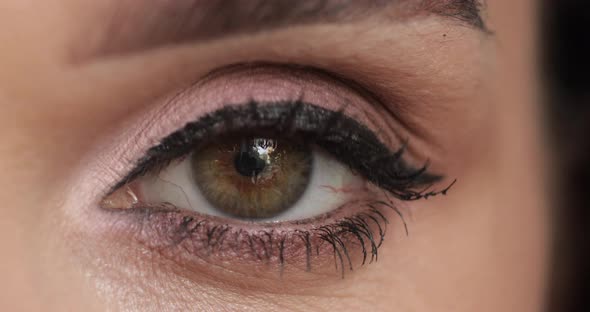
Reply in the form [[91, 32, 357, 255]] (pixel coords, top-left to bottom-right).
[[114, 100, 447, 200]]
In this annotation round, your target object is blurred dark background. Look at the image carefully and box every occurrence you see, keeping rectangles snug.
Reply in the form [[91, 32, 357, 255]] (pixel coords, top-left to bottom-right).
[[542, 0, 590, 311]]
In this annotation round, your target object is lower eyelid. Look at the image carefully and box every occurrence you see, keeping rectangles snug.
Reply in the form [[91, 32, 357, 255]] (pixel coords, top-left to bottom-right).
[[103, 192, 395, 287]]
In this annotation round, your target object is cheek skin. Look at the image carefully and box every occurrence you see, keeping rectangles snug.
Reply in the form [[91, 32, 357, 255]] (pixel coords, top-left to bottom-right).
[[488, 0, 549, 310], [0, 1, 547, 312]]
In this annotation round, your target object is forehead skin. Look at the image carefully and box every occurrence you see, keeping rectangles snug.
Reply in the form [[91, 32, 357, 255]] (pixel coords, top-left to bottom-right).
[[0, 0, 547, 311]]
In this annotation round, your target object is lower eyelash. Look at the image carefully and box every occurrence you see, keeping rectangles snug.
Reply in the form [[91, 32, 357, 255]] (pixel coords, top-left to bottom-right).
[[121, 198, 398, 278]]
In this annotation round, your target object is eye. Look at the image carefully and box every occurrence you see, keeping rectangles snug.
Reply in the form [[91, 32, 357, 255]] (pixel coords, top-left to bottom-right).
[[99, 64, 452, 279]]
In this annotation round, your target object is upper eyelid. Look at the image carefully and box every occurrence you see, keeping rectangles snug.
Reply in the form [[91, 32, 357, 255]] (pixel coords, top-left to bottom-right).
[[95, 63, 443, 198]]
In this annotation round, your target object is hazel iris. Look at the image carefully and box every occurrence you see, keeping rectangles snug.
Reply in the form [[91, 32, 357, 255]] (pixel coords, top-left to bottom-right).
[[191, 137, 312, 219]]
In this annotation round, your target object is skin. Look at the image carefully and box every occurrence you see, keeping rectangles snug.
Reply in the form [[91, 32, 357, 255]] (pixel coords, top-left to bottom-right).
[[0, 0, 548, 311]]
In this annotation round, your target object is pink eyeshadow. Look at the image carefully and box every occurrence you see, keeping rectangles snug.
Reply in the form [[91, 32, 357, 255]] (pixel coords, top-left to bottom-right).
[[91, 64, 403, 191]]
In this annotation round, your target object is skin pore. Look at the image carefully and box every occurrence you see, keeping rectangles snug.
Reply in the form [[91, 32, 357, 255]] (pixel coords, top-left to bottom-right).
[[0, 1, 548, 311]]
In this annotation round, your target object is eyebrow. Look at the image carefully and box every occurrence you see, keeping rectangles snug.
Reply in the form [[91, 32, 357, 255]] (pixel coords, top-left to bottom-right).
[[82, 0, 487, 60]]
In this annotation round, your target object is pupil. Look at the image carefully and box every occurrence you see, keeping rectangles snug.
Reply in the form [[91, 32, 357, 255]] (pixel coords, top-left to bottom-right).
[[234, 140, 267, 177]]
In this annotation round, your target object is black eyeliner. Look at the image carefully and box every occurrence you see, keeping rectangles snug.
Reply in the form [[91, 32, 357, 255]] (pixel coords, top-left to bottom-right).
[[115, 101, 443, 199]]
